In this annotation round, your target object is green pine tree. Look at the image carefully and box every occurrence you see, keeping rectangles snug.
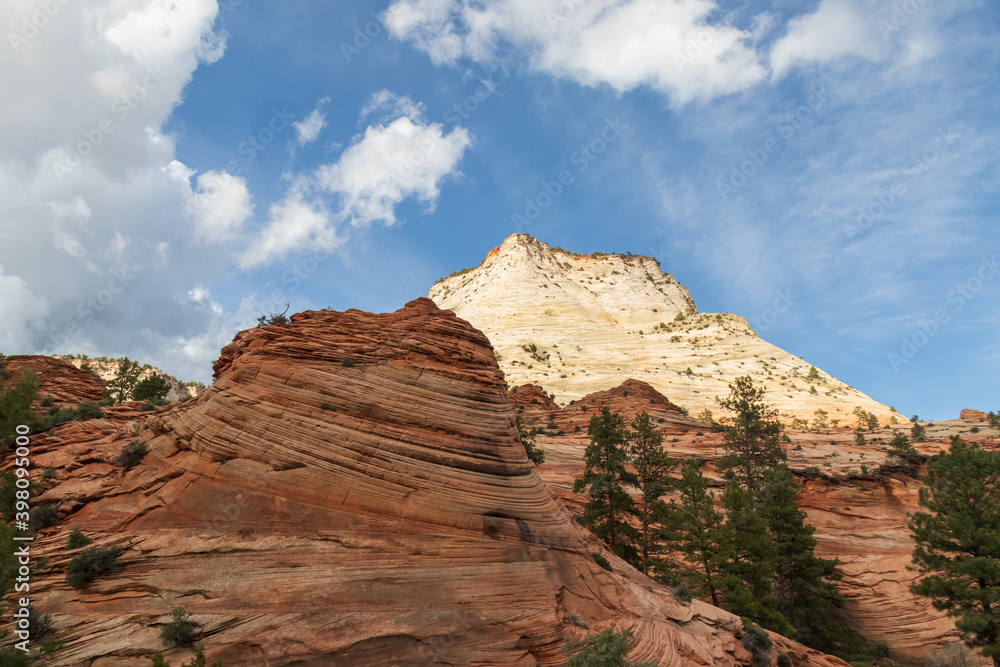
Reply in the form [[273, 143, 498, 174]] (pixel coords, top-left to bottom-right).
[[628, 411, 675, 579], [105, 358, 142, 404], [910, 436, 1000, 666], [574, 407, 639, 563], [719, 479, 792, 637], [667, 459, 727, 606], [0, 369, 39, 448], [760, 467, 844, 647], [716, 376, 787, 503]]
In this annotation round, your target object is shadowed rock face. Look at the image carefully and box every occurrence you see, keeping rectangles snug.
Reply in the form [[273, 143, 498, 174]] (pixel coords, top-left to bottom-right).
[[518, 384, 1000, 665], [7, 299, 847, 666]]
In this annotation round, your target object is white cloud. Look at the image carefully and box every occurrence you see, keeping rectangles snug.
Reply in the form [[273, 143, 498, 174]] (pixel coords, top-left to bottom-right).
[[240, 92, 471, 266], [769, 0, 888, 76], [239, 180, 339, 269], [294, 97, 330, 146], [182, 169, 255, 243], [382, 0, 768, 105], [0, 0, 243, 382], [0, 267, 49, 352]]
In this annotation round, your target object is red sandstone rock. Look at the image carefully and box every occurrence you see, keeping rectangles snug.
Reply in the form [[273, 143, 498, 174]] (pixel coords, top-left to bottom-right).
[[1, 300, 844, 666], [2, 354, 105, 410], [527, 386, 991, 665], [960, 408, 989, 422]]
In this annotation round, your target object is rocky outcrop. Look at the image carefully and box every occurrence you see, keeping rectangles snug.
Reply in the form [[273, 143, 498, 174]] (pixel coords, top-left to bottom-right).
[[960, 408, 989, 422], [526, 382, 1000, 665], [56, 356, 204, 403], [3, 301, 845, 666], [1, 354, 105, 409], [429, 234, 895, 424]]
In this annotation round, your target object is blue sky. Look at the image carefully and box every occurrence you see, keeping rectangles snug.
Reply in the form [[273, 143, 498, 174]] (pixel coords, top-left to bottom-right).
[[1, 0, 997, 421]]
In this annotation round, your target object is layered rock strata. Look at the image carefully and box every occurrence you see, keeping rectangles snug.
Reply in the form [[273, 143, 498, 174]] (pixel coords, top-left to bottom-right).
[[429, 234, 894, 424], [3, 301, 844, 666]]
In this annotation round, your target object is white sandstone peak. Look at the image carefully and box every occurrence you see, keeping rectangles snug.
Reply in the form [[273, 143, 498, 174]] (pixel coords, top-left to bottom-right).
[[430, 234, 894, 424]]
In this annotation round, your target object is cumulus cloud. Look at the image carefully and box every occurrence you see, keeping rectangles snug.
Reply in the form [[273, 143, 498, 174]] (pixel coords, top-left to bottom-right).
[[382, 0, 768, 105], [294, 97, 330, 145], [770, 0, 888, 76], [317, 92, 472, 227], [0, 0, 244, 381], [175, 167, 255, 243], [239, 180, 339, 269], [0, 267, 49, 352], [239, 91, 471, 267]]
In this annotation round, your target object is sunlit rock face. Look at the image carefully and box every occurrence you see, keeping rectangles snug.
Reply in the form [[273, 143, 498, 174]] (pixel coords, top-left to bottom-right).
[[430, 233, 894, 425], [16, 298, 847, 666]]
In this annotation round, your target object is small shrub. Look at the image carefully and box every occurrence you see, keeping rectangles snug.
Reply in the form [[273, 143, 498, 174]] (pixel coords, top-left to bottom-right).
[[28, 605, 53, 637], [341, 357, 355, 367], [670, 581, 692, 603], [592, 553, 613, 572], [42, 465, 55, 479], [66, 529, 93, 549], [115, 440, 148, 469], [741, 620, 773, 667], [971, 426, 980, 433], [161, 607, 197, 647], [0, 647, 32, 666], [564, 628, 632, 667], [777, 653, 792, 667], [30, 503, 60, 531], [570, 612, 589, 628], [75, 400, 104, 420], [66, 546, 124, 588], [40, 394, 54, 407], [320, 403, 336, 411]]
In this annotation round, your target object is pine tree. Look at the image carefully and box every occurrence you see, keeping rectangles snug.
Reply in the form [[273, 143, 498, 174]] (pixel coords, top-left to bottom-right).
[[910, 436, 1000, 666], [0, 370, 39, 447], [628, 411, 675, 579], [716, 376, 787, 503], [719, 480, 792, 637], [667, 459, 726, 606], [574, 407, 639, 563], [105, 358, 142, 404], [760, 467, 844, 646]]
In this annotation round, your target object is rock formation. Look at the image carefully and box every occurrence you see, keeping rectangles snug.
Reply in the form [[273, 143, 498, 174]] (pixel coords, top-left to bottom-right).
[[429, 234, 894, 425], [56, 356, 204, 403], [1, 355, 106, 409], [2, 301, 846, 666], [515, 380, 1000, 665]]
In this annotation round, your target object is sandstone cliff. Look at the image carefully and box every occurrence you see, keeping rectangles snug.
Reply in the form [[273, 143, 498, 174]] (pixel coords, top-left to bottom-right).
[[2, 301, 845, 666], [429, 234, 895, 425], [514, 381, 1000, 665]]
